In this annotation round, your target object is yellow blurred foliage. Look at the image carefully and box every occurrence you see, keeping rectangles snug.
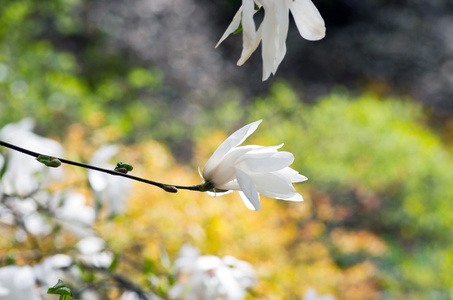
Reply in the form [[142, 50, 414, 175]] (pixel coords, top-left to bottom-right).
[[92, 131, 385, 299]]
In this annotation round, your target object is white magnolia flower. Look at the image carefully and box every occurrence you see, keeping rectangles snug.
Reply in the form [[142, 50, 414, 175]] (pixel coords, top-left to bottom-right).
[[202, 120, 307, 211], [216, 0, 325, 81], [169, 245, 257, 300], [303, 287, 335, 300], [0, 265, 41, 300]]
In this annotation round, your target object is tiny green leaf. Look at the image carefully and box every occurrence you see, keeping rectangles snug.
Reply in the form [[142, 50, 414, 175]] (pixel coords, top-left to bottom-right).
[[47, 279, 73, 300], [233, 22, 243, 35], [108, 252, 119, 272], [115, 162, 133, 172], [36, 155, 62, 168]]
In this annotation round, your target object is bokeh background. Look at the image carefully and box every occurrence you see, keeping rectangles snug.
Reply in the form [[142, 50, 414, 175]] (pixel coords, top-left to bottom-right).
[[1, 0, 453, 299]]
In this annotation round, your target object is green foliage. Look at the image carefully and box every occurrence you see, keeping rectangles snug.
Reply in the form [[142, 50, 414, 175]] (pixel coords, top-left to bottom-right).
[[0, 0, 177, 143], [47, 280, 73, 300], [246, 82, 453, 296]]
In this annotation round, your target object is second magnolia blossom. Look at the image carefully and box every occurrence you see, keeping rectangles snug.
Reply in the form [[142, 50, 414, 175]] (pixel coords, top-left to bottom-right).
[[216, 0, 325, 81], [202, 120, 307, 211]]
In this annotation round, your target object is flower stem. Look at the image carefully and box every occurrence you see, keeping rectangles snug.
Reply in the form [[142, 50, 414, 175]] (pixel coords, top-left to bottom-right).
[[0, 140, 205, 193]]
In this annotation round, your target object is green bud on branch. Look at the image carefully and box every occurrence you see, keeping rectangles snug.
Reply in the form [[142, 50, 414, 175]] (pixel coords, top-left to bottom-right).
[[36, 155, 62, 168], [115, 162, 133, 173]]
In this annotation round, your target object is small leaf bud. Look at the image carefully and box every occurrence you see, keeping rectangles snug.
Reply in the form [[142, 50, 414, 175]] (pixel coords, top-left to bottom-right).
[[114, 167, 129, 174], [115, 162, 133, 172], [163, 185, 178, 193], [36, 155, 62, 168]]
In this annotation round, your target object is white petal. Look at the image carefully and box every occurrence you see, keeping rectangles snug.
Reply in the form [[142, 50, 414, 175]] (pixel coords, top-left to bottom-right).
[[235, 168, 261, 210], [241, 0, 257, 46], [274, 192, 304, 201], [279, 167, 308, 183], [205, 145, 261, 186], [216, 6, 243, 48], [251, 171, 296, 195], [239, 191, 259, 210], [203, 120, 262, 179], [237, 0, 262, 66], [237, 151, 294, 173], [237, 24, 263, 66], [273, 0, 289, 74], [249, 143, 284, 153], [207, 189, 233, 197], [289, 0, 325, 41], [283, 193, 304, 201], [260, 4, 279, 81], [217, 180, 241, 191]]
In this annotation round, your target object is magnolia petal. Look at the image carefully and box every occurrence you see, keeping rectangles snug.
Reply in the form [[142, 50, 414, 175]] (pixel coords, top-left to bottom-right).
[[260, 3, 279, 81], [279, 167, 308, 183], [273, 0, 289, 74], [235, 168, 261, 211], [237, 24, 263, 66], [248, 143, 284, 153], [264, 191, 303, 201], [241, 0, 258, 52], [239, 191, 259, 211], [282, 192, 304, 201], [252, 171, 296, 195], [207, 190, 233, 197], [237, 151, 294, 173], [289, 0, 325, 41], [216, 6, 243, 48], [203, 120, 262, 179], [217, 180, 241, 191], [205, 145, 261, 186]]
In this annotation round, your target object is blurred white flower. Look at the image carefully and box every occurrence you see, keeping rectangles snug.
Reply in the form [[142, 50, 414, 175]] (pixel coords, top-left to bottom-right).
[[303, 288, 335, 300], [202, 120, 307, 211], [77, 236, 113, 268], [169, 245, 257, 300], [0, 265, 41, 300], [2, 197, 52, 237], [55, 193, 96, 237], [33, 254, 78, 289], [120, 291, 159, 300], [0, 153, 3, 194], [216, 0, 325, 81], [0, 118, 63, 195], [88, 145, 132, 215]]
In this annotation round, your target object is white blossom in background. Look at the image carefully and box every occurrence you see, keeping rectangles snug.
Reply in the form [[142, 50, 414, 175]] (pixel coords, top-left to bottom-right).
[[88, 145, 132, 215], [2, 197, 52, 237], [303, 288, 335, 300], [55, 193, 96, 237], [169, 245, 257, 300], [0, 154, 4, 195], [120, 291, 160, 300], [202, 120, 307, 211], [0, 265, 41, 300], [0, 119, 63, 195], [76, 236, 113, 268], [33, 254, 78, 289], [216, 0, 325, 81]]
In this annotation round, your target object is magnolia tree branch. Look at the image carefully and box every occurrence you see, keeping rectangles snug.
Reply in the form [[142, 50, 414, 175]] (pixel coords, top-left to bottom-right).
[[0, 140, 213, 193]]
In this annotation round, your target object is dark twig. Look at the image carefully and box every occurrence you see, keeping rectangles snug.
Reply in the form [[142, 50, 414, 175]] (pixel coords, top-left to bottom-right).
[[0, 140, 210, 193]]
